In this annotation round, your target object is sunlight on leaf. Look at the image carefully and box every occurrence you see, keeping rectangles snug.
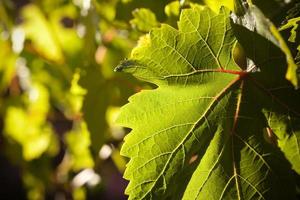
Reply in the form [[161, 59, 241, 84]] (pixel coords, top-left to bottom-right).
[[4, 83, 56, 160], [204, 0, 234, 12], [116, 5, 298, 200], [21, 5, 64, 63], [130, 8, 159, 32], [65, 122, 94, 171]]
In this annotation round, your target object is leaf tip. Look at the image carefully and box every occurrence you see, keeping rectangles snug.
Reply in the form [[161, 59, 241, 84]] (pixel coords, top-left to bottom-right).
[[115, 59, 137, 72]]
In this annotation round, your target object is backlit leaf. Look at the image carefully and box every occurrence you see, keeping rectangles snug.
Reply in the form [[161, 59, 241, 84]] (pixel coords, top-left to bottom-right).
[[116, 6, 298, 200], [21, 5, 64, 63], [130, 8, 159, 32]]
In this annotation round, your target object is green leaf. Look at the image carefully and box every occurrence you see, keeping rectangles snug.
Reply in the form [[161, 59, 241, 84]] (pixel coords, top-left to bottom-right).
[[4, 83, 57, 160], [116, 6, 298, 199], [164, 1, 181, 18], [232, 4, 299, 87], [21, 4, 64, 63], [0, 40, 16, 92], [233, 19, 300, 172], [65, 122, 94, 171], [130, 8, 159, 32], [164, 1, 181, 28], [115, 0, 173, 22], [203, 0, 233, 12], [234, 18, 300, 173], [48, 4, 83, 56]]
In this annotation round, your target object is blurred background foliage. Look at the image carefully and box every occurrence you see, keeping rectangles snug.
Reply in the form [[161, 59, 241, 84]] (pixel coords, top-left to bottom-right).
[[0, 0, 299, 199]]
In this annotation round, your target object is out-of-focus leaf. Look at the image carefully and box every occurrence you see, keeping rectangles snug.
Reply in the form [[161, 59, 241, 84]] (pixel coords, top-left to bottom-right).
[[23, 158, 53, 200], [21, 4, 64, 63], [130, 8, 158, 32], [39, 0, 65, 14], [111, 148, 127, 173], [165, 1, 180, 18], [73, 187, 86, 200], [164, 1, 182, 28], [115, 0, 173, 22], [49, 4, 83, 56], [4, 83, 57, 160], [106, 106, 125, 140], [0, 40, 16, 92], [67, 71, 87, 115], [0, 1, 12, 28], [23, 172, 45, 200], [65, 122, 94, 171], [204, 0, 233, 12], [94, 0, 117, 22]]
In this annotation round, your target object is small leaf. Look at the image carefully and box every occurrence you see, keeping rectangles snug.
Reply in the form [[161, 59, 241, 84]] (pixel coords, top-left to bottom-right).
[[130, 8, 159, 32], [0, 40, 16, 92], [4, 84, 55, 160], [203, 0, 234, 12], [115, 0, 172, 22], [164, 1, 181, 18], [65, 122, 94, 171], [21, 5, 64, 63]]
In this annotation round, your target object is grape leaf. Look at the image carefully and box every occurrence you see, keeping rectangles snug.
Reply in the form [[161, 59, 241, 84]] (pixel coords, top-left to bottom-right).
[[130, 8, 159, 32], [203, 0, 233, 12], [116, 6, 299, 200], [65, 122, 94, 171], [0, 40, 16, 92], [4, 83, 57, 160], [233, 18, 300, 175], [21, 5, 64, 63], [115, 0, 173, 22]]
